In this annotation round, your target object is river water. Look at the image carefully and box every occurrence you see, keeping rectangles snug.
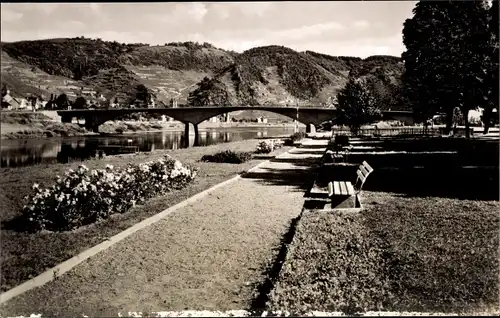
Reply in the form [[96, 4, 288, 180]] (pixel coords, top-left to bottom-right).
[[1, 127, 299, 168]]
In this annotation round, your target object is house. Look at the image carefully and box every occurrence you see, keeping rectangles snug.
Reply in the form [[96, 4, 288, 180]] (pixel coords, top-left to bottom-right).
[[257, 117, 268, 124], [169, 98, 178, 108], [27, 96, 44, 110], [2, 90, 28, 110]]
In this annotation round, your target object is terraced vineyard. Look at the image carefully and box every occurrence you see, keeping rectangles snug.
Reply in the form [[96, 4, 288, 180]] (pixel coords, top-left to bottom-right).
[[1, 38, 406, 111]]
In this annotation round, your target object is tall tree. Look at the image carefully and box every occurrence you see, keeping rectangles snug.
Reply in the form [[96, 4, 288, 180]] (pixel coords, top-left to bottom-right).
[[335, 79, 381, 135], [187, 77, 229, 107], [54, 93, 70, 109], [482, 0, 499, 134], [1, 84, 8, 97], [402, 1, 492, 138], [73, 96, 87, 109]]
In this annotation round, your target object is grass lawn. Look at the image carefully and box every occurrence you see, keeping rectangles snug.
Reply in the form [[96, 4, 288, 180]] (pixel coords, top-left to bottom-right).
[[268, 192, 499, 314], [0, 139, 291, 293]]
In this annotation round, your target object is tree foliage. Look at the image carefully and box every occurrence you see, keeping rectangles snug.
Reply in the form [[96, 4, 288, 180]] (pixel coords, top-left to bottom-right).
[[54, 93, 70, 109], [335, 79, 382, 135], [73, 96, 87, 109], [402, 0, 495, 137], [482, 0, 499, 133], [187, 76, 230, 106]]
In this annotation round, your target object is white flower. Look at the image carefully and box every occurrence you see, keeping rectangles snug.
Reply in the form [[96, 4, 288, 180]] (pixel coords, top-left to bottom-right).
[[106, 164, 114, 170], [32, 183, 40, 190], [174, 160, 183, 169]]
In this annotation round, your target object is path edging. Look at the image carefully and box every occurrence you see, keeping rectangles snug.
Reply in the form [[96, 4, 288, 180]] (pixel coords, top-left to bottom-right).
[[0, 150, 294, 305]]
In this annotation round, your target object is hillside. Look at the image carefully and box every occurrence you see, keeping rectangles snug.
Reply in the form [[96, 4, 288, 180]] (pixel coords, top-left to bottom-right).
[[187, 46, 405, 108], [0, 37, 405, 110]]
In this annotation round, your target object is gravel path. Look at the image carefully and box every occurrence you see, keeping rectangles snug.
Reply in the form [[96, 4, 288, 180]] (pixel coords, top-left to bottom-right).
[[0, 141, 326, 317]]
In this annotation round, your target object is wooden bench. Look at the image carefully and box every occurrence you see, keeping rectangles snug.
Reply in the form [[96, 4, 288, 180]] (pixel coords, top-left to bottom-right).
[[327, 161, 374, 208]]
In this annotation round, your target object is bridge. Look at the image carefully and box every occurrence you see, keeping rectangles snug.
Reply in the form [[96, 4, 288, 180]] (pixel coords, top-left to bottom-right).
[[57, 106, 416, 146]]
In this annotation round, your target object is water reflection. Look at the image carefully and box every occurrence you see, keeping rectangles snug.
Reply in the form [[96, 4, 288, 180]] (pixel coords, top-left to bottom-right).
[[1, 127, 298, 168]]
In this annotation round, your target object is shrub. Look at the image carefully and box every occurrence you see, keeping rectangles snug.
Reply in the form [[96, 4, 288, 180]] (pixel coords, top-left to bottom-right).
[[200, 150, 253, 163], [21, 156, 197, 232], [290, 131, 307, 142], [284, 131, 307, 145], [255, 139, 284, 154]]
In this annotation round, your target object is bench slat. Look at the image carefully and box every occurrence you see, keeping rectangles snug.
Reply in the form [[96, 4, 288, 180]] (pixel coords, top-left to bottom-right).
[[357, 169, 366, 182], [359, 165, 370, 178], [362, 161, 374, 173], [340, 182, 347, 195], [333, 181, 341, 195], [346, 182, 355, 195]]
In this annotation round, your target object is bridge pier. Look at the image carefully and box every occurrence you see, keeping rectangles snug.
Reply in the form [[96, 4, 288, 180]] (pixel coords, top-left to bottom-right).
[[61, 115, 73, 124], [84, 116, 101, 133], [184, 122, 200, 148], [306, 123, 316, 134]]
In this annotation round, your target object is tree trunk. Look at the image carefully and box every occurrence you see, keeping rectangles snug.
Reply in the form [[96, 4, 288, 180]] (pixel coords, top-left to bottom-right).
[[445, 109, 453, 135], [463, 109, 470, 139], [482, 108, 492, 134]]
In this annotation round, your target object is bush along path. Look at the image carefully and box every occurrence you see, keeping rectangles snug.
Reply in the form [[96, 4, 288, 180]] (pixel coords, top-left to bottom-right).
[[0, 139, 326, 317]]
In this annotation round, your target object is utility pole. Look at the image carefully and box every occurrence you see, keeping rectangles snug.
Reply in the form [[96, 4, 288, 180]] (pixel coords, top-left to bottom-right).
[[295, 99, 299, 133]]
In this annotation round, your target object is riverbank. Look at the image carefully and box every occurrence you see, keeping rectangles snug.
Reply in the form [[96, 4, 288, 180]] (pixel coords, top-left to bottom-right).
[[99, 120, 302, 135], [1, 112, 95, 139], [1, 111, 304, 139], [0, 138, 292, 294]]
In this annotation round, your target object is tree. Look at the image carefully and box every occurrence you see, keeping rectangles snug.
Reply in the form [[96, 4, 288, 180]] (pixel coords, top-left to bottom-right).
[[73, 96, 87, 109], [335, 79, 381, 135], [187, 76, 230, 107], [482, 0, 499, 134], [1, 84, 8, 97], [402, 1, 492, 138], [54, 94, 70, 109]]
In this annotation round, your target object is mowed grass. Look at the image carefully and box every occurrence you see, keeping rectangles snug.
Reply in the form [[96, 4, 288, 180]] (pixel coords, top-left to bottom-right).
[[0, 139, 290, 292], [268, 192, 499, 314]]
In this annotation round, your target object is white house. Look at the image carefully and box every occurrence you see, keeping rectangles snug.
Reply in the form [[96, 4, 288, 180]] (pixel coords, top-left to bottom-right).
[[257, 117, 268, 123]]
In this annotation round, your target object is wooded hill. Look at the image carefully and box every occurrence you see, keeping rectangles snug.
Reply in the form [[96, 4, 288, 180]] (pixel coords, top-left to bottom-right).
[[0, 37, 406, 109]]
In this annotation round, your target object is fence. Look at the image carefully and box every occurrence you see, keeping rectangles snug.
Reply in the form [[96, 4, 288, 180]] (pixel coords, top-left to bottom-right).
[[331, 127, 444, 137]]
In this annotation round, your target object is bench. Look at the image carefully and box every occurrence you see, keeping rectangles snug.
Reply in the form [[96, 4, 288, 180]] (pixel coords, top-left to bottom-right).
[[327, 161, 374, 208]]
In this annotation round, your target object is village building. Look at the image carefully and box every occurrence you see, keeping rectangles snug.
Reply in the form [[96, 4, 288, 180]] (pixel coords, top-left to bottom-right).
[[169, 98, 178, 108], [1, 89, 30, 110], [257, 116, 268, 124]]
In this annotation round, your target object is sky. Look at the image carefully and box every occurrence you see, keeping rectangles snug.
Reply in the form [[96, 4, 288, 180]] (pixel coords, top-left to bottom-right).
[[1, 1, 418, 58]]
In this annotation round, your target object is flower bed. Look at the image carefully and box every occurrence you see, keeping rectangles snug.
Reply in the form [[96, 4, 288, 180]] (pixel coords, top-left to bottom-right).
[[200, 150, 253, 164], [255, 139, 285, 154], [22, 155, 197, 232]]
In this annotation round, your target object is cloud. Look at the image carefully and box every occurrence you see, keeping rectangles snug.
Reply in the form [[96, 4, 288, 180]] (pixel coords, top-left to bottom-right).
[[279, 22, 345, 40], [1, 8, 23, 22], [183, 3, 208, 23], [352, 20, 370, 29], [89, 3, 100, 12], [37, 3, 59, 16], [235, 2, 273, 17]]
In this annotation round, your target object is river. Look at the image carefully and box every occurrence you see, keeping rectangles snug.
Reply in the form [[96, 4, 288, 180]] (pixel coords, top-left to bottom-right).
[[1, 126, 300, 168]]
